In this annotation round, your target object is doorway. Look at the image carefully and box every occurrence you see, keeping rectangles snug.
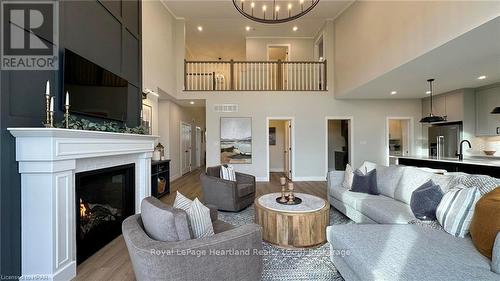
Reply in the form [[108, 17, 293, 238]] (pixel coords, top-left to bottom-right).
[[195, 126, 202, 168], [267, 44, 290, 61], [326, 118, 352, 174], [267, 117, 294, 181], [386, 117, 413, 165], [180, 122, 192, 175]]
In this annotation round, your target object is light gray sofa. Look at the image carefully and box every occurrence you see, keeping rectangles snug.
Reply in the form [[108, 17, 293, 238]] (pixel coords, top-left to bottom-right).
[[327, 162, 457, 224], [326, 162, 500, 281], [122, 198, 263, 281], [201, 165, 256, 211]]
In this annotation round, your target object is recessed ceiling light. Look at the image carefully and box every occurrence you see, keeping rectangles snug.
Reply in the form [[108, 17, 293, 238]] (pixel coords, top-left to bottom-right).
[[426, 91, 431, 94], [292, 26, 298, 31], [477, 75, 487, 80], [189, 101, 195, 105], [390, 91, 397, 95], [197, 26, 203, 32], [245, 26, 251, 31]]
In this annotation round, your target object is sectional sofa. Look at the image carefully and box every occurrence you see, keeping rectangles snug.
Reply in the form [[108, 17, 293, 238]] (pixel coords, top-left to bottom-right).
[[326, 162, 500, 281]]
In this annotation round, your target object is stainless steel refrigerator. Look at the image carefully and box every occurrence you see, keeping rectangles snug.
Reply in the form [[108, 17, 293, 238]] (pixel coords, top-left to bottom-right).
[[428, 123, 463, 158]]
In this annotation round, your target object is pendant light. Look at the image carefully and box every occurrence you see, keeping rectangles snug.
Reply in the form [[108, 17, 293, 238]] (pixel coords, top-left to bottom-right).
[[491, 107, 500, 114], [420, 79, 446, 123]]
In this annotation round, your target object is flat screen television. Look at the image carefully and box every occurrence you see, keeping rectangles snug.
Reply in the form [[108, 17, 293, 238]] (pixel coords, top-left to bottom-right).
[[64, 49, 128, 122]]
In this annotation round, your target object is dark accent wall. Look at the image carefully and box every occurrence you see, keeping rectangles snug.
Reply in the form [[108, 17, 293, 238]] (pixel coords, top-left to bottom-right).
[[0, 0, 142, 277]]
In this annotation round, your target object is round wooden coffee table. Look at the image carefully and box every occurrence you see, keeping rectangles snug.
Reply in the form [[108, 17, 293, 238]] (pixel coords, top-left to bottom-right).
[[254, 192, 329, 248]]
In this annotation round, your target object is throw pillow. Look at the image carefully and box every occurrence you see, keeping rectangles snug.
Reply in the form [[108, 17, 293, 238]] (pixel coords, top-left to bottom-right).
[[173, 192, 214, 239], [350, 169, 379, 195], [436, 185, 481, 238], [470, 187, 500, 259], [140, 197, 191, 242], [410, 180, 444, 220], [220, 165, 236, 181], [342, 164, 354, 189]]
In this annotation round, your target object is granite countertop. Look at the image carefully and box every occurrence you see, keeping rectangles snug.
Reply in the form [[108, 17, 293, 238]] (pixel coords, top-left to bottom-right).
[[398, 155, 500, 167]]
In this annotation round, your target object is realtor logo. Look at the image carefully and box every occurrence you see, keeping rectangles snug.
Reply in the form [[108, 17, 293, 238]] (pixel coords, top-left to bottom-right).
[[1, 1, 58, 70]]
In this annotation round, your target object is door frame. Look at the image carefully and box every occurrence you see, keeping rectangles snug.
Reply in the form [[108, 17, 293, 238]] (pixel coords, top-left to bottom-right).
[[195, 126, 202, 168], [324, 116, 354, 178], [385, 117, 414, 166], [266, 44, 291, 61], [180, 121, 192, 176], [266, 117, 295, 182]]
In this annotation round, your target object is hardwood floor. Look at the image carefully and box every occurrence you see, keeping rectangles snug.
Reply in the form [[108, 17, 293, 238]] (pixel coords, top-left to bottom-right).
[[74, 168, 327, 281]]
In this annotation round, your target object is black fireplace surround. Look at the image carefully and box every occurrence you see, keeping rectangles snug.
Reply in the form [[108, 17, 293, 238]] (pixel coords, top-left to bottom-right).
[[76, 164, 135, 264]]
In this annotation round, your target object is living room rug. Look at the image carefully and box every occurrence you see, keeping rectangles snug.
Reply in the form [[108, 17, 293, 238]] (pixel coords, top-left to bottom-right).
[[218, 205, 353, 281]]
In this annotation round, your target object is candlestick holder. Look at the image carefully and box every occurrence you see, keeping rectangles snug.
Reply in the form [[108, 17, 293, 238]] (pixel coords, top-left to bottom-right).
[[44, 95, 51, 127], [64, 105, 70, 129], [49, 111, 54, 128], [279, 185, 287, 203]]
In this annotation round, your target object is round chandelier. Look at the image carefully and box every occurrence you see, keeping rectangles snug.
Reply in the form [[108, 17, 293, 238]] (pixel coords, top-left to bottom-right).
[[232, 0, 320, 24]]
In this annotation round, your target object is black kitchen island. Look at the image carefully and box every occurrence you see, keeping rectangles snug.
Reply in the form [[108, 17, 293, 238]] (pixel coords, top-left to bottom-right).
[[398, 156, 500, 178]]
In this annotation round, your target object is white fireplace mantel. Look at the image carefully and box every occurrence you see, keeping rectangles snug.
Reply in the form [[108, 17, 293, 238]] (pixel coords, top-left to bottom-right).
[[8, 128, 158, 281]]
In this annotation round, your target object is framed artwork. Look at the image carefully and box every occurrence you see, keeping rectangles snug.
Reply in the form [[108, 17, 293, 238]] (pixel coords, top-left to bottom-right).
[[220, 117, 252, 164], [141, 103, 152, 134], [269, 127, 276, 145]]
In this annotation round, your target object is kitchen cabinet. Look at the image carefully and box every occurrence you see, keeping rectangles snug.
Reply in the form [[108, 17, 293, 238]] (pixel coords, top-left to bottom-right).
[[476, 84, 500, 136], [422, 91, 464, 122]]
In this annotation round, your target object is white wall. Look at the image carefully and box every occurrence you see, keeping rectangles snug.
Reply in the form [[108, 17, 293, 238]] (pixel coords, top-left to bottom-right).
[[246, 37, 314, 61], [203, 93, 423, 181], [269, 120, 286, 172], [142, 1, 180, 96], [334, 1, 500, 97]]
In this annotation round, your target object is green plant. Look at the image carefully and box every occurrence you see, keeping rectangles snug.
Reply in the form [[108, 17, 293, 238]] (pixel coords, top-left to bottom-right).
[[55, 115, 148, 135]]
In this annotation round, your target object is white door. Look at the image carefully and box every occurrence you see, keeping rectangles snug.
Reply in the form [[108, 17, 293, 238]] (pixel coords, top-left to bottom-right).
[[195, 127, 201, 168], [284, 120, 292, 179], [181, 123, 192, 175]]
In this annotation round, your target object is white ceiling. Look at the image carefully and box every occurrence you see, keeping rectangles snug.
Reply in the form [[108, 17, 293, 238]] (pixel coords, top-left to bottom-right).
[[162, 0, 353, 60], [341, 16, 500, 99]]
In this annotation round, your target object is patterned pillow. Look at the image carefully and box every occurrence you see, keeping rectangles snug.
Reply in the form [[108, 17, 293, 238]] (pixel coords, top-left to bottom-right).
[[436, 185, 481, 238], [342, 164, 354, 189], [220, 165, 236, 181], [447, 172, 500, 196], [173, 192, 214, 239]]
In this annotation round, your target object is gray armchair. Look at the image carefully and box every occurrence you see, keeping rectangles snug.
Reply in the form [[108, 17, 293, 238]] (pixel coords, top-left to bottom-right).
[[122, 198, 263, 281], [200, 165, 256, 211]]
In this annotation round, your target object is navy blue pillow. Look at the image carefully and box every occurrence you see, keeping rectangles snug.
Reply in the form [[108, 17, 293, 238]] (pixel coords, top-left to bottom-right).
[[410, 180, 444, 220], [350, 169, 379, 195]]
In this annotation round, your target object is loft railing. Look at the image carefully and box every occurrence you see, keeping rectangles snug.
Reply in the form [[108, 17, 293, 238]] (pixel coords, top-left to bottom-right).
[[184, 60, 327, 91]]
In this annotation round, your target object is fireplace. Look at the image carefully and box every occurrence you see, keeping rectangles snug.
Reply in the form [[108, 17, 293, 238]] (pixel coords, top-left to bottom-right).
[[76, 164, 135, 263]]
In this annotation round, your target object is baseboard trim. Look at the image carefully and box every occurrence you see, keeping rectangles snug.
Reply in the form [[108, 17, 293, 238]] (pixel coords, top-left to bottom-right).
[[293, 176, 326, 182]]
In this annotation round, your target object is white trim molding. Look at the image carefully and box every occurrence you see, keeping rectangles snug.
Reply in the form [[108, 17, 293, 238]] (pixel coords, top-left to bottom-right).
[[8, 128, 157, 281], [324, 116, 354, 178], [266, 117, 296, 182]]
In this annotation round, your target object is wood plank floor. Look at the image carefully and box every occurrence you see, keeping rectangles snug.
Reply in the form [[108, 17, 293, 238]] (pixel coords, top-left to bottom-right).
[[74, 168, 327, 281]]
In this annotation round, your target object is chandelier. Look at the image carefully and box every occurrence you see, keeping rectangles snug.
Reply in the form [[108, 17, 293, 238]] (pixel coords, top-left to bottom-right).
[[232, 0, 320, 24]]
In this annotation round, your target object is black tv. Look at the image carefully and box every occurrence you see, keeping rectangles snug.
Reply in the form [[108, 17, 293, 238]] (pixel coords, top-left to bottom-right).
[[64, 49, 128, 122]]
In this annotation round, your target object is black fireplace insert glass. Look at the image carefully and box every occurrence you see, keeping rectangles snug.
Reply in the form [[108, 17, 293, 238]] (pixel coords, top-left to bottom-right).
[[76, 164, 135, 264]]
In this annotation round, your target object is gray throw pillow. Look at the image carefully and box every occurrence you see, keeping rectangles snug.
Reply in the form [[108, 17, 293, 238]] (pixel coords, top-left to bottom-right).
[[410, 180, 444, 220], [141, 197, 191, 242], [350, 169, 379, 195]]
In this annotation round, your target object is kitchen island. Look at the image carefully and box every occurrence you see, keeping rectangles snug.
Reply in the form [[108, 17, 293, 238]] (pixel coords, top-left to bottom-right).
[[398, 156, 500, 178]]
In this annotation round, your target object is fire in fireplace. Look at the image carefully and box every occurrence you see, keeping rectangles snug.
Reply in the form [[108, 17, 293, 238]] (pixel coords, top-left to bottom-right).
[[76, 164, 135, 264]]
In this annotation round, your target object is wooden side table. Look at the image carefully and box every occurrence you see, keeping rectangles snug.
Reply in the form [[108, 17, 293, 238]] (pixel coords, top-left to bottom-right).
[[254, 193, 329, 248]]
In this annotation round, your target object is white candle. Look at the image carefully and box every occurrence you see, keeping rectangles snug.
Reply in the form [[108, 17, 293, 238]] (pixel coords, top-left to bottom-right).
[[65, 91, 70, 106], [49, 96, 54, 112], [45, 80, 50, 96]]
